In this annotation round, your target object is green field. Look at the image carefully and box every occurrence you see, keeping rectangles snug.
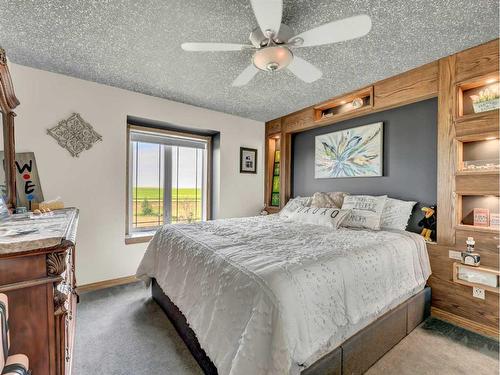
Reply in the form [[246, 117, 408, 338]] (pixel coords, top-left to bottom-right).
[[132, 187, 202, 228], [133, 187, 201, 200]]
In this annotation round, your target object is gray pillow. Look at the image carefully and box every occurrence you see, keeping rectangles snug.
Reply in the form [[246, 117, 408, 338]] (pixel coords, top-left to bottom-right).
[[381, 198, 417, 231], [341, 195, 388, 230], [311, 192, 348, 209]]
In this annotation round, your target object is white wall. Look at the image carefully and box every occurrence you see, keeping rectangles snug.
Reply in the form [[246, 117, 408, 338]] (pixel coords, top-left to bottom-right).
[[6, 63, 265, 285]]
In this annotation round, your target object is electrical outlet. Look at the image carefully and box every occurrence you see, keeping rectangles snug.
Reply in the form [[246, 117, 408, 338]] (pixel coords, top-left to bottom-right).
[[473, 287, 485, 300], [448, 250, 462, 260]]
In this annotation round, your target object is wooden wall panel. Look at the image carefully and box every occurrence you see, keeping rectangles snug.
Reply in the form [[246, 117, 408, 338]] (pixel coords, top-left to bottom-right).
[[265, 118, 281, 136], [455, 39, 499, 83], [374, 62, 438, 109], [427, 244, 499, 334], [436, 56, 457, 245], [456, 174, 499, 195], [281, 108, 315, 133]]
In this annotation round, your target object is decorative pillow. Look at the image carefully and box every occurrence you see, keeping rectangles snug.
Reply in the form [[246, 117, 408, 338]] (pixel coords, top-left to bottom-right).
[[341, 195, 388, 230], [279, 197, 310, 218], [311, 192, 348, 209], [287, 206, 352, 229], [381, 198, 417, 230], [294, 196, 312, 207]]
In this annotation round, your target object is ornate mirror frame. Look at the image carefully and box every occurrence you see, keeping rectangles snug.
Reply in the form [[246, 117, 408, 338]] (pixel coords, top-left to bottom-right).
[[0, 47, 20, 208]]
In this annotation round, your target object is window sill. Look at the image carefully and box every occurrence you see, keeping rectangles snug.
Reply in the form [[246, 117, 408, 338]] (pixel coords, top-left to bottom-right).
[[125, 232, 155, 245]]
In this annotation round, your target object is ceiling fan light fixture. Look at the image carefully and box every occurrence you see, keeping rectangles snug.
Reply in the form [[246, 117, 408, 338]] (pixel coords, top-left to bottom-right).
[[252, 46, 293, 72]]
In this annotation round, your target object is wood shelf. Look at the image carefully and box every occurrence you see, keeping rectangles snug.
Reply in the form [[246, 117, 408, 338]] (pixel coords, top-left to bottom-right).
[[455, 109, 499, 123], [313, 86, 373, 122], [455, 110, 499, 141], [453, 262, 499, 294], [455, 169, 500, 176], [456, 190, 499, 196], [455, 173, 499, 195], [455, 224, 500, 234]]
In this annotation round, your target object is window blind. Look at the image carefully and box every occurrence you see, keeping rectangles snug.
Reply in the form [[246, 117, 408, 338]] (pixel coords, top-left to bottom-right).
[[130, 130, 207, 150]]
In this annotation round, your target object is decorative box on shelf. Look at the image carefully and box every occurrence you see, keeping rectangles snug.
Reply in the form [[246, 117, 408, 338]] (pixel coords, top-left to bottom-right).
[[473, 208, 490, 227]]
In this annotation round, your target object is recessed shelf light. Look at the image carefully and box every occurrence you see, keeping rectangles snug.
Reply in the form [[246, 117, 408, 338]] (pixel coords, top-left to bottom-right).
[[485, 78, 498, 84]]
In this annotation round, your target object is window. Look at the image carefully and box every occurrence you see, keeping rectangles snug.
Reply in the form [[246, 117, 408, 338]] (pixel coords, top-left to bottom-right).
[[127, 125, 210, 234]]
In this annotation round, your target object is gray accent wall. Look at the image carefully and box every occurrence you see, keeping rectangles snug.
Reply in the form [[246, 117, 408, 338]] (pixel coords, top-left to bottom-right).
[[292, 98, 438, 232]]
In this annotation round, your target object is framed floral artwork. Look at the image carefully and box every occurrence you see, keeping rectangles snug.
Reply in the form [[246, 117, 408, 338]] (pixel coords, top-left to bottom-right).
[[315, 122, 383, 178]]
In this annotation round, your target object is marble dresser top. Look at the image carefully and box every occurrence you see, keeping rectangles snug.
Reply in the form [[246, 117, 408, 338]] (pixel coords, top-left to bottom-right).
[[0, 208, 78, 255]]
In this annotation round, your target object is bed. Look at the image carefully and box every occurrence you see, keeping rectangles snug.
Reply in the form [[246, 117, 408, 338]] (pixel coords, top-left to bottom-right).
[[136, 214, 431, 375]]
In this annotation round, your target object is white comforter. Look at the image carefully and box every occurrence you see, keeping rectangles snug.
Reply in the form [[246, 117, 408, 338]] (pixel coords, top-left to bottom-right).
[[136, 215, 431, 375]]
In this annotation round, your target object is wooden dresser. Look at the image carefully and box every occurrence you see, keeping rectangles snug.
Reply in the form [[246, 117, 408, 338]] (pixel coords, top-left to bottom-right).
[[0, 208, 79, 375]]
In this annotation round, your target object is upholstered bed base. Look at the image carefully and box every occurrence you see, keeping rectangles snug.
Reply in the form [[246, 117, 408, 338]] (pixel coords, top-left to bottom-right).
[[152, 279, 431, 375]]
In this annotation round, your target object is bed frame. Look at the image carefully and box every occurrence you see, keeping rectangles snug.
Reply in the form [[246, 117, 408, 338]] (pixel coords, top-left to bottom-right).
[[152, 279, 431, 375]]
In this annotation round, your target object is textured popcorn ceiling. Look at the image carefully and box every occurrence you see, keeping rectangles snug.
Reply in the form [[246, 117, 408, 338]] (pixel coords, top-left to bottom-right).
[[0, 1, 498, 121]]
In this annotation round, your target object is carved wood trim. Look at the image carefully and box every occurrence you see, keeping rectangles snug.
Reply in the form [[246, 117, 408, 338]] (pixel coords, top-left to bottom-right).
[[47, 252, 67, 277]]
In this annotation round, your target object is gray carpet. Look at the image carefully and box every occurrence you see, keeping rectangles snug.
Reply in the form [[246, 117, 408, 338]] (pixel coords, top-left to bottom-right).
[[73, 282, 499, 375]]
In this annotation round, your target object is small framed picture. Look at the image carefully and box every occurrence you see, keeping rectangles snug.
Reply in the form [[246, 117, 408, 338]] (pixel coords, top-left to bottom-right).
[[240, 147, 257, 174]]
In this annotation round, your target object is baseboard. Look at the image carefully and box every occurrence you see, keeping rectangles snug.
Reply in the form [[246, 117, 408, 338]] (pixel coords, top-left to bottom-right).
[[431, 307, 499, 339], [78, 275, 139, 293]]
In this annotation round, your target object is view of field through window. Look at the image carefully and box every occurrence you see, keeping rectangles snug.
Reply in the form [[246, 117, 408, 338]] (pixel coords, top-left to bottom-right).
[[131, 140, 204, 230]]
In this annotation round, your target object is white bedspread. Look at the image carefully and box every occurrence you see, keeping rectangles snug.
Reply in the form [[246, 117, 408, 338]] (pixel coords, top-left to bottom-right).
[[136, 215, 431, 375]]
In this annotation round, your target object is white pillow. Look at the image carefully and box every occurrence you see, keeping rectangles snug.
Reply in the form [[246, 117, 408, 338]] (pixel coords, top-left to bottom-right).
[[287, 206, 352, 229], [381, 198, 417, 230], [279, 197, 309, 218], [341, 195, 387, 230]]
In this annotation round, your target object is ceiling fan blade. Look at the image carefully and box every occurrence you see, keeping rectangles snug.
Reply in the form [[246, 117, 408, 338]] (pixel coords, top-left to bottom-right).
[[289, 14, 372, 48], [250, 0, 283, 36], [181, 42, 250, 52], [287, 57, 322, 83], [232, 65, 259, 87]]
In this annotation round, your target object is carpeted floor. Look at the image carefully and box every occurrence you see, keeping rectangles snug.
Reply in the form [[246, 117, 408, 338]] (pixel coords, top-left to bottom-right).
[[73, 282, 499, 375]]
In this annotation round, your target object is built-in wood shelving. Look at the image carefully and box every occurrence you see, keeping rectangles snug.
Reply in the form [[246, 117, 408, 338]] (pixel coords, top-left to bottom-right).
[[456, 72, 499, 119], [313, 86, 373, 123]]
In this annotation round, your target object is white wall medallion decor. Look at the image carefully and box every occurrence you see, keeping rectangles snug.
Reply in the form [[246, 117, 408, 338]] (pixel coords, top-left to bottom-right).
[[47, 113, 102, 157]]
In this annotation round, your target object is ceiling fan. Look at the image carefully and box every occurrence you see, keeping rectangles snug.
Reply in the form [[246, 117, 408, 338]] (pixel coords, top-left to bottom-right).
[[181, 0, 372, 87]]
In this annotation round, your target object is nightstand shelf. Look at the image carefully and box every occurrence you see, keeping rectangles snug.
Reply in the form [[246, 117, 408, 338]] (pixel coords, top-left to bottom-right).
[[453, 262, 500, 294]]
